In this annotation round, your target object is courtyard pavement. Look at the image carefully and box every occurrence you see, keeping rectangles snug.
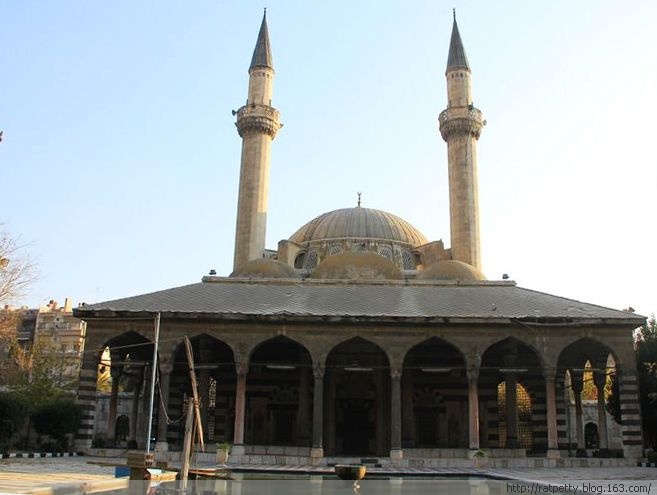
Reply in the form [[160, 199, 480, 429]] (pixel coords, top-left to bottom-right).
[[0, 456, 655, 495]]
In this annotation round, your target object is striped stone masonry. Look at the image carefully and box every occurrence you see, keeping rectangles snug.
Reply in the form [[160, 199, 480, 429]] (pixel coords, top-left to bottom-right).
[[618, 369, 643, 457]]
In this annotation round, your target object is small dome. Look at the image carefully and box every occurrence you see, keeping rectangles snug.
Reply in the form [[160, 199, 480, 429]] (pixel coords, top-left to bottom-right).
[[230, 259, 299, 279], [290, 207, 428, 247], [311, 252, 403, 281], [417, 260, 485, 281]]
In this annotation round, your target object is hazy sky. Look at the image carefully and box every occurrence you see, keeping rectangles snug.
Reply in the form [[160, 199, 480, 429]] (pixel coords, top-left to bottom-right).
[[2, 1, 656, 318]]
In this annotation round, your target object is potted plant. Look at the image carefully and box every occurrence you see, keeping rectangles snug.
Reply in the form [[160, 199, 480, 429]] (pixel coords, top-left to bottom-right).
[[216, 442, 231, 464], [471, 449, 488, 468]]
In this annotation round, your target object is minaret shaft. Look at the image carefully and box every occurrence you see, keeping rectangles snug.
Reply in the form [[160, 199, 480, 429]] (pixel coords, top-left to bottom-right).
[[233, 14, 281, 270], [439, 17, 484, 271]]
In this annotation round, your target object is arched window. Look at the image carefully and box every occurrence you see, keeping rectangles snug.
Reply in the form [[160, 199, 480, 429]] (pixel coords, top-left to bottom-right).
[[378, 246, 393, 260], [328, 244, 343, 256], [294, 252, 306, 269]]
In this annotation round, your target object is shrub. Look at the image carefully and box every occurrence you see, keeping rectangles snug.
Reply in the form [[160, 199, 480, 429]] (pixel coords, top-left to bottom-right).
[[0, 393, 26, 448], [32, 399, 81, 451]]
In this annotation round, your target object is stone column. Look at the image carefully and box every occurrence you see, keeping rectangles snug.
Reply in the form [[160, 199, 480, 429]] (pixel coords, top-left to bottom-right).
[[401, 367, 414, 447], [467, 366, 480, 451], [390, 367, 403, 460], [297, 366, 311, 446], [544, 367, 560, 458], [199, 369, 209, 443], [75, 336, 104, 451], [617, 367, 643, 460], [310, 364, 325, 461], [107, 356, 123, 443], [327, 372, 337, 454], [129, 368, 144, 444], [570, 371, 585, 456], [155, 362, 173, 453], [505, 372, 519, 448], [375, 369, 385, 456], [593, 370, 609, 456], [232, 361, 248, 456]]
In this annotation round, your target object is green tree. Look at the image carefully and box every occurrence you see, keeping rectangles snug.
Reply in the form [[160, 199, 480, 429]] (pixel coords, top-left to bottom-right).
[[32, 399, 81, 451], [636, 315, 657, 450], [3, 338, 79, 447], [0, 393, 26, 450]]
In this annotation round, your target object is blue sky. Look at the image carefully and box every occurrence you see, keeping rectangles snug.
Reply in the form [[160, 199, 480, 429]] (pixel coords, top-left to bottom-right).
[[2, 1, 656, 318]]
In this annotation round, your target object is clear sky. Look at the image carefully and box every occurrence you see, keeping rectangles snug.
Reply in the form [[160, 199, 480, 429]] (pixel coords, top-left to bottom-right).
[[2, 1, 656, 318]]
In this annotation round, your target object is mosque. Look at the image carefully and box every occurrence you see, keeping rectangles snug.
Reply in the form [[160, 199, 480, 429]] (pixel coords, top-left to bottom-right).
[[74, 13, 645, 466]]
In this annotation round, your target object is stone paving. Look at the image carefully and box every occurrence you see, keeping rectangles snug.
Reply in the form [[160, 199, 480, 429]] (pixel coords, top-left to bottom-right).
[[0, 456, 655, 495]]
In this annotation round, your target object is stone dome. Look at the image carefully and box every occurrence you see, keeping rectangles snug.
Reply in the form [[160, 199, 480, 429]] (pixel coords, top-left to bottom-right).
[[289, 207, 428, 247], [417, 260, 485, 281], [310, 252, 403, 281], [229, 258, 299, 279]]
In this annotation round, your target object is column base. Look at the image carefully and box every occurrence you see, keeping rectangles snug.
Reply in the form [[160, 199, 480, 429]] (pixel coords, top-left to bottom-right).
[[154, 442, 169, 463], [310, 447, 324, 465], [506, 438, 519, 448], [389, 448, 403, 460], [547, 448, 561, 459], [231, 444, 246, 456]]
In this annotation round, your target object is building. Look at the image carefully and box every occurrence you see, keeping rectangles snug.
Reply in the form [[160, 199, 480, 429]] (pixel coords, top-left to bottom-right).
[[73, 13, 645, 467], [1, 299, 85, 390], [32, 299, 87, 385]]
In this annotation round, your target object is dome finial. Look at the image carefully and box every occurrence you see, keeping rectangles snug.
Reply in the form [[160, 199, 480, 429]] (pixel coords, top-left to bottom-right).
[[453, 8, 456, 20], [357, 191, 362, 207]]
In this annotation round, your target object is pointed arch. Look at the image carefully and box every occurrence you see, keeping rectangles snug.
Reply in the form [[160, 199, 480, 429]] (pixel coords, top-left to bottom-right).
[[401, 337, 468, 449]]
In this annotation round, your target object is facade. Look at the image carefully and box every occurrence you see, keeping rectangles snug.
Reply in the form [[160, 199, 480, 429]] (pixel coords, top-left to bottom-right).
[[1, 299, 85, 388], [73, 13, 645, 466]]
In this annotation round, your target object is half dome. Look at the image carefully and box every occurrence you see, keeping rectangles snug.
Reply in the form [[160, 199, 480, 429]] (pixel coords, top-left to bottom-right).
[[310, 252, 403, 281], [289, 207, 428, 247], [417, 260, 485, 281], [230, 258, 299, 279]]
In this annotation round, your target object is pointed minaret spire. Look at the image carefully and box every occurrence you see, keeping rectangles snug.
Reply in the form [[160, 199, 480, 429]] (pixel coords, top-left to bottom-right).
[[446, 10, 470, 72], [250, 9, 273, 70]]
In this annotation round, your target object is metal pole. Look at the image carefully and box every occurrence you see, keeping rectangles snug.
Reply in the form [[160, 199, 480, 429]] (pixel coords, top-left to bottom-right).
[[145, 312, 160, 454]]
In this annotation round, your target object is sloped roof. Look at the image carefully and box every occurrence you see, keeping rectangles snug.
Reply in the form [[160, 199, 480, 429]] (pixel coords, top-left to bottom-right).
[[74, 278, 643, 326]]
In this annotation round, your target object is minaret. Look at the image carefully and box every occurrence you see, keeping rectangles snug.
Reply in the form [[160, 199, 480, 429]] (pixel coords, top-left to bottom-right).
[[233, 11, 282, 270], [439, 12, 485, 271]]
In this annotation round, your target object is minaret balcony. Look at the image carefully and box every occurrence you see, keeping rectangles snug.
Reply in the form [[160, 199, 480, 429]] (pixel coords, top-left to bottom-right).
[[235, 103, 282, 138], [439, 106, 485, 140]]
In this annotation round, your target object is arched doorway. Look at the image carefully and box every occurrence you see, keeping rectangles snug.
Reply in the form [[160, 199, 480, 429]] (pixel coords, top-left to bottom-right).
[[557, 338, 617, 456], [325, 337, 390, 456], [170, 334, 235, 447], [480, 338, 544, 452], [99, 331, 153, 448], [245, 336, 313, 447], [402, 337, 467, 448]]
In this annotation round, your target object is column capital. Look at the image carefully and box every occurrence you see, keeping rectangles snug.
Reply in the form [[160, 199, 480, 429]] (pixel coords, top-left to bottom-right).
[[593, 369, 607, 388], [313, 363, 325, 379], [390, 367, 402, 381], [543, 366, 557, 381], [235, 360, 249, 376], [466, 366, 480, 382], [159, 360, 174, 375]]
